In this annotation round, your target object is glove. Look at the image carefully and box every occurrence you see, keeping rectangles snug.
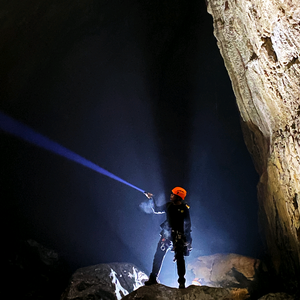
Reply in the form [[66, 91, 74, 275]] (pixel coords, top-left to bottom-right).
[[144, 192, 154, 199]]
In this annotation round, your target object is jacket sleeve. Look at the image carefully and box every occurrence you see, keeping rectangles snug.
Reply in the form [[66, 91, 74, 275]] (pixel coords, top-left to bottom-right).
[[150, 197, 166, 214], [184, 205, 192, 243]]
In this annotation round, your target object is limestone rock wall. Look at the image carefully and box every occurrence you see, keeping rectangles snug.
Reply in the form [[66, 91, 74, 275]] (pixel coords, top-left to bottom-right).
[[207, 0, 300, 292]]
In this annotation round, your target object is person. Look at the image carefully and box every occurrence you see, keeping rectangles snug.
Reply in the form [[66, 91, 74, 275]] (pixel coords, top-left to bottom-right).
[[143, 187, 192, 289]]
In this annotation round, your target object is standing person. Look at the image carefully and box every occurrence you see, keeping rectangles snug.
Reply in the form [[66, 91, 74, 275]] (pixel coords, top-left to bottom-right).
[[143, 187, 192, 289]]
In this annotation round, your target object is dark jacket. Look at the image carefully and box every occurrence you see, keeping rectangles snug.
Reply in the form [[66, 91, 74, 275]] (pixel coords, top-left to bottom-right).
[[151, 199, 192, 243]]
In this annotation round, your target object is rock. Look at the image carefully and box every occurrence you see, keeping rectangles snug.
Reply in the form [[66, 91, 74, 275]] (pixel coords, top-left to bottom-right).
[[187, 253, 270, 298], [207, 0, 300, 293], [188, 253, 266, 288], [258, 292, 295, 300], [122, 284, 250, 300], [61, 262, 148, 300], [26, 239, 60, 266]]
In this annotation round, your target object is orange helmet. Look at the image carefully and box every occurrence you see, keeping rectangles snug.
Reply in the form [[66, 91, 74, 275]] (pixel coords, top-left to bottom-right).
[[172, 187, 187, 200]]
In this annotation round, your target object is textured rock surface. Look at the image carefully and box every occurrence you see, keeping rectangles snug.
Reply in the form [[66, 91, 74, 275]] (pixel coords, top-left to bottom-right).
[[207, 0, 300, 293], [258, 292, 295, 300], [188, 253, 268, 291], [123, 284, 250, 300], [61, 262, 148, 300]]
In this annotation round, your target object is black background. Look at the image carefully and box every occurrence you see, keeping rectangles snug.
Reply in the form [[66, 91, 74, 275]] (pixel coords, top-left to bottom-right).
[[1, 0, 262, 287]]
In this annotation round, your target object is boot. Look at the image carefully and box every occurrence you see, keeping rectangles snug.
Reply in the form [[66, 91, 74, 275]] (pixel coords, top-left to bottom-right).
[[178, 277, 185, 289], [179, 282, 185, 289], [144, 273, 158, 286]]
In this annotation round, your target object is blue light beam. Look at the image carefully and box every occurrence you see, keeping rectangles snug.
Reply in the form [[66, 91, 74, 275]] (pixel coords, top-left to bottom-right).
[[0, 111, 145, 193]]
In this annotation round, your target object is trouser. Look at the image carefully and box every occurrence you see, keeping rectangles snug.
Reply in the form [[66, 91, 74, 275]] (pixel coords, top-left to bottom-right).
[[150, 235, 186, 284]]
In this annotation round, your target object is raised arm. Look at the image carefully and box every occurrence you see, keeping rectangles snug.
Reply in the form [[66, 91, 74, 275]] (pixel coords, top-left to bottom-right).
[[144, 192, 166, 214]]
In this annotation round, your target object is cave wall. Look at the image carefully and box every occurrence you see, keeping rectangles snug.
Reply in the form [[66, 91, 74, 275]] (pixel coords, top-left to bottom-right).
[[207, 0, 300, 292]]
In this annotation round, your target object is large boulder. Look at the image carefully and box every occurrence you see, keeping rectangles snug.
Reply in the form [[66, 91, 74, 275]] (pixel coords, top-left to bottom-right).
[[122, 284, 250, 300], [188, 253, 266, 287], [61, 262, 148, 300], [258, 293, 295, 300], [123, 286, 295, 300], [187, 253, 270, 298]]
